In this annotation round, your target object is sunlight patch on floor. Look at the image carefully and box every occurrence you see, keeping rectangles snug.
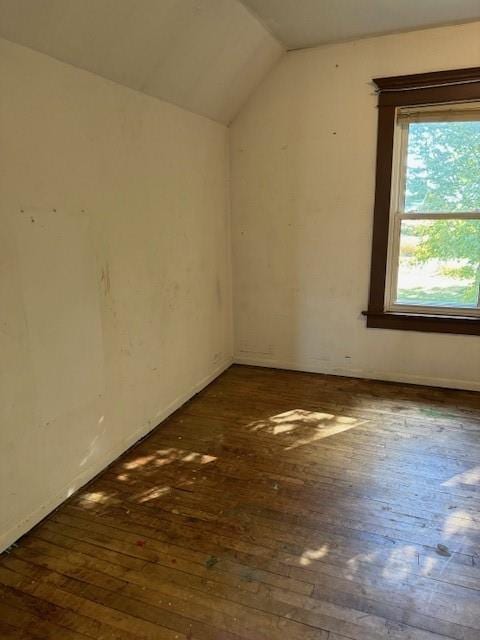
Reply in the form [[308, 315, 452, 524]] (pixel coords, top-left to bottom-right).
[[346, 550, 378, 576], [442, 509, 474, 536], [299, 544, 330, 566], [381, 545, 418, 581], [248, 409, 366, 449], [136, 485, 172, 503], [443, 466, 480, 487], [78, 490, 110, 507], [421, 555, 439, 577], [154, 448, 218, 466], [124, 455, 156, 470], [122, 449, 217, 472]]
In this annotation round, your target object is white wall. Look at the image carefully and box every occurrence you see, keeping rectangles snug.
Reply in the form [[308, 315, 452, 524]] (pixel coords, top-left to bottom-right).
[[231, 22, 480, 391], [0, 38, 233, 551]]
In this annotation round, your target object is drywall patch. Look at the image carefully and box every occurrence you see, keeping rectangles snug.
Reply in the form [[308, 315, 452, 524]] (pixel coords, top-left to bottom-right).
[[13, 209, 105, 424]]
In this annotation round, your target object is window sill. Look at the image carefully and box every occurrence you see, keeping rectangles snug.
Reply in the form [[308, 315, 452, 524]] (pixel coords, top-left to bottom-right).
[[362, 310, 480, 335]]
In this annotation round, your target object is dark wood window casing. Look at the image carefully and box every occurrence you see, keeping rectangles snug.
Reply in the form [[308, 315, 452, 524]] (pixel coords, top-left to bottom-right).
[[364, 67, 480, 336]]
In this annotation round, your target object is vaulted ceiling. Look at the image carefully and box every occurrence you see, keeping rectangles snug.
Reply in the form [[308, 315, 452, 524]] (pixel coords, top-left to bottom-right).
[[0, 0, 283, 124], [1, 0, 479, 124], [242, 0, 480, 50]]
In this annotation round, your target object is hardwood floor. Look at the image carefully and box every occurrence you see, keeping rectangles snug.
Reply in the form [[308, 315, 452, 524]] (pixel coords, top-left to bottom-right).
[[1, 364, 480, 640]]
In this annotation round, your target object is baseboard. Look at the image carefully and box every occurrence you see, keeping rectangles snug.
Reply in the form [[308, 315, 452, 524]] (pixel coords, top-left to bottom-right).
[[0, 358, 233, 553], [234, 355, 480, 392]]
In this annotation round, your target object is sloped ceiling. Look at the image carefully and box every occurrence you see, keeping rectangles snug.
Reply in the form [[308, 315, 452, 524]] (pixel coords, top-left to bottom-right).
[[0, 0, 283, 124], [241, 0, 480, 50]]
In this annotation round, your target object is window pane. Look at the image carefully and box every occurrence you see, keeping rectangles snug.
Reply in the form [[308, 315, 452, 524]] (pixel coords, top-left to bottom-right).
[[395, 219, 480, 308], [404, 121, 480, 213]]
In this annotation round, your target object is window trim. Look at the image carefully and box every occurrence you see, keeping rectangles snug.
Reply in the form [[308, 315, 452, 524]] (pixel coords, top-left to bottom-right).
[[364, 66, 480, 335]]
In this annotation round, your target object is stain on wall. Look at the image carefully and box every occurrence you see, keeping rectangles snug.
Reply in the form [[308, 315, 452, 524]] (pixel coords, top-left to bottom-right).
[[0, 37, 233, 552]]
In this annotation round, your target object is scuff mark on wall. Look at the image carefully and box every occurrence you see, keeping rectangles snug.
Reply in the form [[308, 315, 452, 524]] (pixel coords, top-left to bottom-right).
[[100, 263, 111, 297]]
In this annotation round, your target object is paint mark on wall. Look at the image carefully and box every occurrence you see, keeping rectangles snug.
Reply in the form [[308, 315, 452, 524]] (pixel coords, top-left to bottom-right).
[[100, 263, 111, 296]]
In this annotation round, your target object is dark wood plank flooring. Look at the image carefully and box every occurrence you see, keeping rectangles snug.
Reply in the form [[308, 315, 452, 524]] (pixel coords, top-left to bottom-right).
[[1, 364, 480, 639]]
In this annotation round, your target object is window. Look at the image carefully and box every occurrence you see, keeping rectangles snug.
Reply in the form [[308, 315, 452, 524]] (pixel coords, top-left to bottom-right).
[[387, 103, 480, 315], [365, 67, 480, 335]]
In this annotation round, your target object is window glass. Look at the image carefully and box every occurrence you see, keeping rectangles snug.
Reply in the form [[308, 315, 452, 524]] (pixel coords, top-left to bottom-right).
[[404, 121, 480, 213], [396, 219, 480, 308]]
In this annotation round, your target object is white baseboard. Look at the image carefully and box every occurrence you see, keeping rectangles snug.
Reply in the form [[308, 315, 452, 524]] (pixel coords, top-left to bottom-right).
[[234, 355, 480, 392], [0, 358, 233, 553]]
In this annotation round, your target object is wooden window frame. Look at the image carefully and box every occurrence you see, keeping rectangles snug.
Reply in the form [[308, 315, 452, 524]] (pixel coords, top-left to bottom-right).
[[364, 67, 480, 335]]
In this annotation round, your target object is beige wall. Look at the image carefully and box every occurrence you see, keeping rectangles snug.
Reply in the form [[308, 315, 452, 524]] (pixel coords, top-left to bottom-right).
[[231, 22, 480, 391], [0, 38, 233, 551]]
